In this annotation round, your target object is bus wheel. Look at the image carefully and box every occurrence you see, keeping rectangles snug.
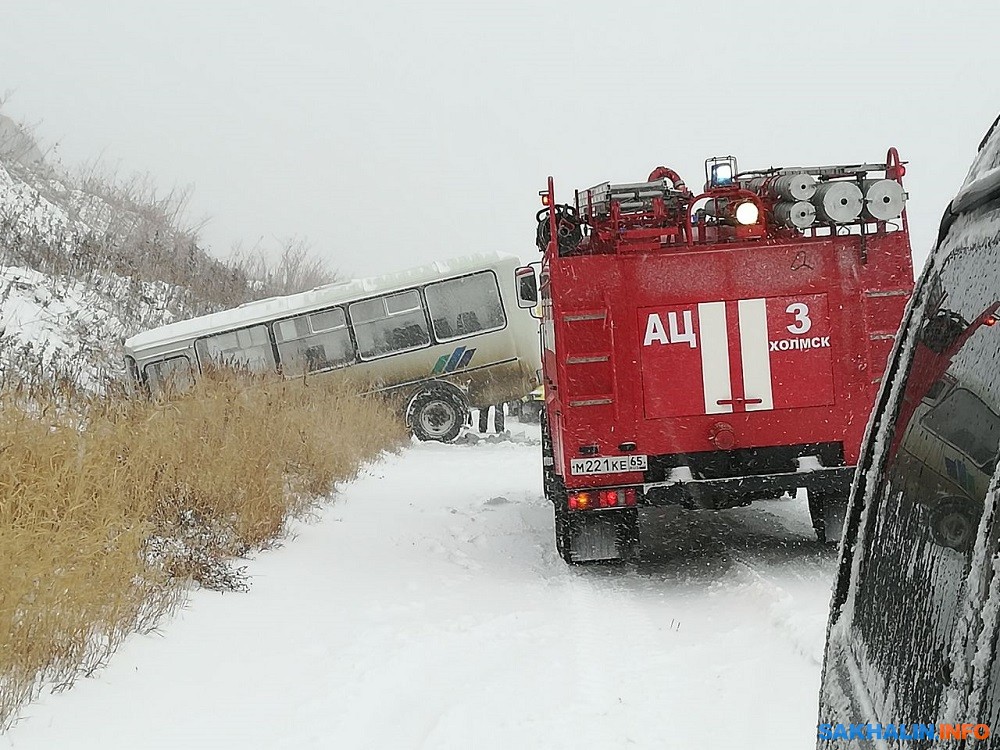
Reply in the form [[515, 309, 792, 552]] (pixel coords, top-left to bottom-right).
[[929, 497, 980, 552], [409, 391, 465, 442]]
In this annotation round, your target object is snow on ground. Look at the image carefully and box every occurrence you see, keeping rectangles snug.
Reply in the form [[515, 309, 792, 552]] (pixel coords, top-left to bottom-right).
[[3, 420, 837, 750]]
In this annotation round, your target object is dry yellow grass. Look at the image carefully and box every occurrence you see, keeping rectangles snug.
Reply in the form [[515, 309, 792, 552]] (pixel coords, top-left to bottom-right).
[[0, 372, 405, 729]]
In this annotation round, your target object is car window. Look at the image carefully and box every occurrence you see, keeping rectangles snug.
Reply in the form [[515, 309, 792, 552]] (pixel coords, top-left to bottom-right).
[[144, 356, 195, 394], [921, 388, 1000, 469]]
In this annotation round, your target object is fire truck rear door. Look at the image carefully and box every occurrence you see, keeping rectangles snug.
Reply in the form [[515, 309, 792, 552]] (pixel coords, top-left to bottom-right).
[[638, 295, 836, 418]]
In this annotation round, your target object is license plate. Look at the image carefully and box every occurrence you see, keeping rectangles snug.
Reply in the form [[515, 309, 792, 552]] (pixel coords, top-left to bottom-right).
[[570, 455, 648, 476]]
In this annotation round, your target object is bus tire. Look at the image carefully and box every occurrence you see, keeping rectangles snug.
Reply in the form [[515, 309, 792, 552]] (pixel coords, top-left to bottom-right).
[[408, 389, 466, 443], [928, 497, 980, 552]]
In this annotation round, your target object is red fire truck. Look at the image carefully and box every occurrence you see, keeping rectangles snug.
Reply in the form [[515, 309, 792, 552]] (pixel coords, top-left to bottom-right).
[[514, 150, 915, 563]]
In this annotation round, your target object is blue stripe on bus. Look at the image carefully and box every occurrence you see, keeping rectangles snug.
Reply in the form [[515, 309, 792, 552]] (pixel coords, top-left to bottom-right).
[[444, 346, 466, 372], [456, 348, 476, 369]]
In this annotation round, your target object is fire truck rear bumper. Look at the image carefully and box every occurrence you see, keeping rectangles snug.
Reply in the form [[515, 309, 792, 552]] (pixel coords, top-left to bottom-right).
[[641, 465, 855, 510]]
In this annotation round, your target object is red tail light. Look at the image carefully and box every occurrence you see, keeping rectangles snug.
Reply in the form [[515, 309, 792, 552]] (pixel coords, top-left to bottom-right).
[[599, 489, 617, 507], [566, 487, 639, 510], [570, 488, 637, 511]]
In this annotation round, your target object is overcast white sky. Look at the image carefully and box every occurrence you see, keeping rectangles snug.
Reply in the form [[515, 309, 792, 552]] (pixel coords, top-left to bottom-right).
[[1, 1, 998, 277]]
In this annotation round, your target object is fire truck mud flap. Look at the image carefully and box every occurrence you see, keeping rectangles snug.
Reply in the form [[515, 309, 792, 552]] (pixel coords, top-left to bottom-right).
[[808, 490, 848, 545], [556, 509, 639, 564]]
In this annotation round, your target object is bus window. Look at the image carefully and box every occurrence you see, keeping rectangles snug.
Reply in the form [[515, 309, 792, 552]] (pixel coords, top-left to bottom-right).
[[195, 325, 276, 372], [425, 271, 506, 341], [272, 307, 354, 375], [145, 356, 195, 394], [349, 290, 430, 359]]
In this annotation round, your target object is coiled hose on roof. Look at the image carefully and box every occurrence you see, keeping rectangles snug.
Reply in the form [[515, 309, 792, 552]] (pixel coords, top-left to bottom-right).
[[536, 204, 583, 256]]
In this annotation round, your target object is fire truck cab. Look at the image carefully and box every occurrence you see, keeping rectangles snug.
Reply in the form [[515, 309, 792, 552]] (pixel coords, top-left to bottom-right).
[[517, 150, 915, 563]]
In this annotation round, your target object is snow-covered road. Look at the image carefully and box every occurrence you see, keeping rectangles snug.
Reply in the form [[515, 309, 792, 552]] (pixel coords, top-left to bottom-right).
[[5, 421, 836, 749]]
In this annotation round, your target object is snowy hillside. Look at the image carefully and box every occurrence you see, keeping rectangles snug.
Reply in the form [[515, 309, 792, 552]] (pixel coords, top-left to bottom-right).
[[0, 133, 273, 388], [0, 115, 400, 741], [0, 262, 180, 389]]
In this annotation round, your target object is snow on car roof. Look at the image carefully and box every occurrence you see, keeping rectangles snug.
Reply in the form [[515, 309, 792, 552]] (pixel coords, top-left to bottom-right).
[[124, 252, 519, 354]]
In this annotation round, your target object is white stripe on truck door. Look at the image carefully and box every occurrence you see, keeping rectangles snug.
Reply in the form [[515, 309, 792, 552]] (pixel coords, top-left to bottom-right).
[[697, 301, 732, 414], [738, 298, 774, 411]]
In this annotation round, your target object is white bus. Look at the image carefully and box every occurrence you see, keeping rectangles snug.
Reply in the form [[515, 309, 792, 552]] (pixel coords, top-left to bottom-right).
[[123, 252, 542, 442]]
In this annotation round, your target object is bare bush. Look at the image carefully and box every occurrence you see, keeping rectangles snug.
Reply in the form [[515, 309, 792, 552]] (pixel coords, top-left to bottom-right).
[[228, 237, 338, 297]]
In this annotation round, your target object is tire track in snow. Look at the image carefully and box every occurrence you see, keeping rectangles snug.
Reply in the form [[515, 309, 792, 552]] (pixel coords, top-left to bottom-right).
[[728, 558, 831, 667], [651, 501, 836, 668]]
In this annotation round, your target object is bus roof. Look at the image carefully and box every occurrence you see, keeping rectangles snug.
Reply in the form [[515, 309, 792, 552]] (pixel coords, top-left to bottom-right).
[[124, 251, 520, 355]]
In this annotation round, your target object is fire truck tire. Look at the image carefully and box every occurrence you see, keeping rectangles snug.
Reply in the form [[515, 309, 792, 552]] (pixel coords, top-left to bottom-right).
[[554, 506, 572, 563], [808, 491, 847, 545], [408, 390, 466, 443]]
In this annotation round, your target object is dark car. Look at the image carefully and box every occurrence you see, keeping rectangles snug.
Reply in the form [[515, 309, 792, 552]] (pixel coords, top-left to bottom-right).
[[818, 113, 1000, 747]]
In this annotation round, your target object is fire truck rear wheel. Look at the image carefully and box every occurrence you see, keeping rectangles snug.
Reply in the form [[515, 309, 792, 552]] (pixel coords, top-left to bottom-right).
[[554, 506, 572, 563], [409, 391, 466, 443]]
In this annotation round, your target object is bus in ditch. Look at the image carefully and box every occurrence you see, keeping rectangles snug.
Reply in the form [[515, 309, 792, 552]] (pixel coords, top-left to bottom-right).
[[123, 252, 542, 442]]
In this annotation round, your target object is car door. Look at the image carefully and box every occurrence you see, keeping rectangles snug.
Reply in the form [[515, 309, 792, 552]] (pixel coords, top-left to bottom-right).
[[819, 113, 1000, 747]]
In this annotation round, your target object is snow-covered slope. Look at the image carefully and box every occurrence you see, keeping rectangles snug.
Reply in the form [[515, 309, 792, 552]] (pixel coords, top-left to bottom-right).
[[0, 263, 185, 388], [0, 149, 253, 387]]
